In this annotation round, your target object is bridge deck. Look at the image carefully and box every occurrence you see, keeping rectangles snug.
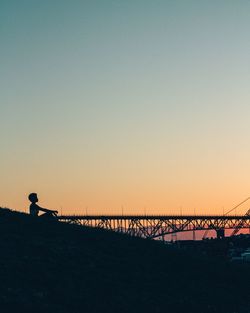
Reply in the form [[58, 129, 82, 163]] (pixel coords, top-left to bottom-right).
[[58, 214, 250, 239], [58, 215, 249, 220]]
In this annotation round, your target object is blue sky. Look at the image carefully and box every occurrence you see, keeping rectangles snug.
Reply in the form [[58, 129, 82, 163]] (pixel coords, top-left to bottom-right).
[[1, 1, 250, 213]]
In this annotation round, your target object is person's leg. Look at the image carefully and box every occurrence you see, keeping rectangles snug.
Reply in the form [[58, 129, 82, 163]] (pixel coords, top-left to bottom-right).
[[39, 212, 51, 218], [40, 212, 57, 220]]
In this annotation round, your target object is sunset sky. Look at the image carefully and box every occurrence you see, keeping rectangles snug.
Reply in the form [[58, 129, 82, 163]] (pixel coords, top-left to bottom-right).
[[1, 1, 250, 215]]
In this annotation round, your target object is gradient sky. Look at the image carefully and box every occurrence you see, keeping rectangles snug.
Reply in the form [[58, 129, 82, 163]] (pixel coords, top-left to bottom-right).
[[1, 0, 250, 215]]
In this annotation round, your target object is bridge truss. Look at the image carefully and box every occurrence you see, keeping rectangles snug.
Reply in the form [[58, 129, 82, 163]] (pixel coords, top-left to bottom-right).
[[58, 215, 250, 239]]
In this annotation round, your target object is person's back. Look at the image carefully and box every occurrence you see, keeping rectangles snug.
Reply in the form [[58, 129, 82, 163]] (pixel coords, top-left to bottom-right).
[[29, 202, 39, 216]]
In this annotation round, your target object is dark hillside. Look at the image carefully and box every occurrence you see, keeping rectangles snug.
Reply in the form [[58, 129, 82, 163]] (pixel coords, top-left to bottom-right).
[[0, 208, 249, 313]]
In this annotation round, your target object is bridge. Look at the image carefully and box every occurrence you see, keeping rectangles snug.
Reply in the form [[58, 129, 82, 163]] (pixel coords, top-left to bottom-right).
[[58, 213, 250, 240]]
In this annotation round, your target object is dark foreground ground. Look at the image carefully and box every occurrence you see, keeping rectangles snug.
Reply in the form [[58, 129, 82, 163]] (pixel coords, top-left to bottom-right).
[[0, 208, 249, 313]]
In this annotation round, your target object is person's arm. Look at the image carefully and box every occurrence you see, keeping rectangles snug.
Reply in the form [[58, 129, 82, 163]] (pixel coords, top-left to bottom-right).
[[37, 205, 58, 214]]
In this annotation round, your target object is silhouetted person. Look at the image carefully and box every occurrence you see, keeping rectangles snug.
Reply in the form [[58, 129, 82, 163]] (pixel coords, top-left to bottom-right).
[[28, 193, 58, 219]]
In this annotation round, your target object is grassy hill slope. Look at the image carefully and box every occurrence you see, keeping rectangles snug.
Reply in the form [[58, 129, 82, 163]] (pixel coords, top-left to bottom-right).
[[0, 208, 249, 313]]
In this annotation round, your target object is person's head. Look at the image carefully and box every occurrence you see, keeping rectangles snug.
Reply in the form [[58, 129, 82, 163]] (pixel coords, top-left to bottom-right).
[[28, 193, 38, 203]]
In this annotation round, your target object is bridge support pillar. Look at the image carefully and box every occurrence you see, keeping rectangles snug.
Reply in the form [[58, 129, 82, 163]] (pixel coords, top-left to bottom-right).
[[216, 228, 225, 239]]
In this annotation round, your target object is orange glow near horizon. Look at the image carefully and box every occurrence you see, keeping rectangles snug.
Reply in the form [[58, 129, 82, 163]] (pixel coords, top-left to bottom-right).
[[4, 181, 250, 217]]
